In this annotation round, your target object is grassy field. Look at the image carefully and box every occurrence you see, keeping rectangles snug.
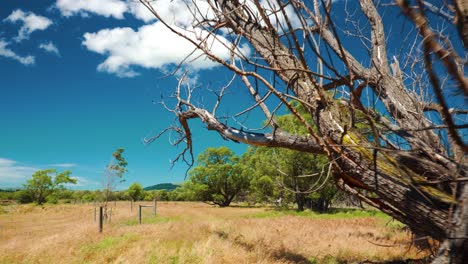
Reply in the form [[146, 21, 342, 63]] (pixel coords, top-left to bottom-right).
[[0, 202, 431, 263]]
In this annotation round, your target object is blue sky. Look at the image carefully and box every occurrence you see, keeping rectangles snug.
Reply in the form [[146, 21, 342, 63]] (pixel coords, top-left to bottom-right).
[[1, 0, 465, 190], [0, 0, 257, 189]]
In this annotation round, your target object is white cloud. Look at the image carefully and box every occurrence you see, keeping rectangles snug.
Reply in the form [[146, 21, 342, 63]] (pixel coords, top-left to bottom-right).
[[56, 0, 128, 19], [82, 22, 250, 77], [0, 40, 35, 65], [0, 158, 99, 189], [67, 176, 99, 188], [49, 163, 76, 168], [134, 0, 214, 27], [0, 158, 15, 167], [54, 0, 212, 24], [243, 0, 302, 31], [4, 9, 53, 42], [0, 158, 38, 186], [39, 42, 60, 56], [127, 1, 155, 22], [134, 0, 301, 30], [53, 0, 301, 31]]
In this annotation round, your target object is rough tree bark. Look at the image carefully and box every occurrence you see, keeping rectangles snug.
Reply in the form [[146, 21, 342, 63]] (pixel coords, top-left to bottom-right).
[[141, 0, 467, 262]]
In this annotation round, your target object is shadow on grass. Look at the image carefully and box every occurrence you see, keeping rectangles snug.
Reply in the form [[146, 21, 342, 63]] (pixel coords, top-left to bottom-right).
[[212, 229, 430, 264], [360, 259, 431, 264], [268, 207, 384, 215], [242, 207, 393, 220], [213, 230, 312, 263]]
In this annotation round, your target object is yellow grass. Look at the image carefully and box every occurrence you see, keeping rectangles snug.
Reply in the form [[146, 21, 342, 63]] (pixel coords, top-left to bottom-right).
[[0, 202, 430, 263]]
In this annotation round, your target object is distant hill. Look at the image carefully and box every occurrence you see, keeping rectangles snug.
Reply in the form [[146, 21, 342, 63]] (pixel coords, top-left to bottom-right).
[[144, 183, 180, 191]]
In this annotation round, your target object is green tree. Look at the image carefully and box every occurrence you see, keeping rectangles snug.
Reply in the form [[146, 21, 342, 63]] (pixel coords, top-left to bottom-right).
[[247, 146, 334, 211], [249, 175, 275, 204], [127, 182, 145, 201], [81, 191, 97, 203], [154, 190, 170, 201], [15, 190, 34, 204], [24, 169, 76, 205], [102, 148, 128, 219], [245, 106, 337, 212], [186, 147, 251, 207], [143, 191, 157, 201]]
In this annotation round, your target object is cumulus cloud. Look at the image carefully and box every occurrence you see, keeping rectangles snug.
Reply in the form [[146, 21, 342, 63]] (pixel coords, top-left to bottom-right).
[[54, 0, 211, 24], [243, 0, 302, 31], [55, 0, 128, 19], [133, 0, 300, 29], [39, 41, 60, 56], [82, 22, 250, 77], [0, 158, 98, 189], [127, 1, 155, 22], [137, 0, 213, 27], [67, 176, 99, 188], [53, 0, 301, 30], [0, 40, 35, 65], [4, 9, 53, 42], [0, 158, 38, 186]]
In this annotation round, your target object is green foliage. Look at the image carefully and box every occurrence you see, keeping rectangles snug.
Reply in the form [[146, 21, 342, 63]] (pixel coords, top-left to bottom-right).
[[81, 192, 95, 202], [0, 190, 18, 200], [110, 148, 128, 178], [143, 191, 158, 201], [156, 190, 169, 201], [144, 183, 179, 191], [177, 181, 208, 201], [46, 193, 59, 204], [249, 175, 275, 203], [246, 145, 336, 211], [15, 190, 34, 204], [244, 104, 340, 212], [182, 147, 252, 207], [81, 233, 138, 253], [24, 169, 76, 205], [307, 180, 338, 212], [103, 148, 128, 205], [151, 189, 181, 201], [127, 182, 145, 201], [57, 189, 74, 200]]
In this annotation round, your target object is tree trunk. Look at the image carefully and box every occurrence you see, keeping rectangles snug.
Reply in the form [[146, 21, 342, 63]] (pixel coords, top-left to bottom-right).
[[432, 183, 468, 263], [296, 193, 305, 211]]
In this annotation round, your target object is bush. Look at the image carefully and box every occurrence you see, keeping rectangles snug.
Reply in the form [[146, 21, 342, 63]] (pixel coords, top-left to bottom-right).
[[82, 193, 96, 202], [46, 194, 59, 204], [0, 191, 16, 200], [15, 190, 34, 204]]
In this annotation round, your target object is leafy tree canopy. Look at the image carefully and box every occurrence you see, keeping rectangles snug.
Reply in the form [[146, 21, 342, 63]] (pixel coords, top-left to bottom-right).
[[127, 182, 145, 201], [24, 169, 76, 205], [184, 146, 252, 207]]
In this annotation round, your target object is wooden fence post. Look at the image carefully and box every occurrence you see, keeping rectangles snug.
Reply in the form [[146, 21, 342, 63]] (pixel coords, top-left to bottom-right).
[[153, 199, 157, 216], [131, 200, 133, 212], [99, 206, 103, 233], [138, 205, 142, 224]]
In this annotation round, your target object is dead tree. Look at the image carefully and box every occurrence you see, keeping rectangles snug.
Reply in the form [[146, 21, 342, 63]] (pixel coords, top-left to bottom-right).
[[140, 0, 467, 262]]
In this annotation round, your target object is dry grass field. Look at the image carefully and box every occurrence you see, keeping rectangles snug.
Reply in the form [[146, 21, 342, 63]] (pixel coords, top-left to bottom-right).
[[0, 202, 431, 264]]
